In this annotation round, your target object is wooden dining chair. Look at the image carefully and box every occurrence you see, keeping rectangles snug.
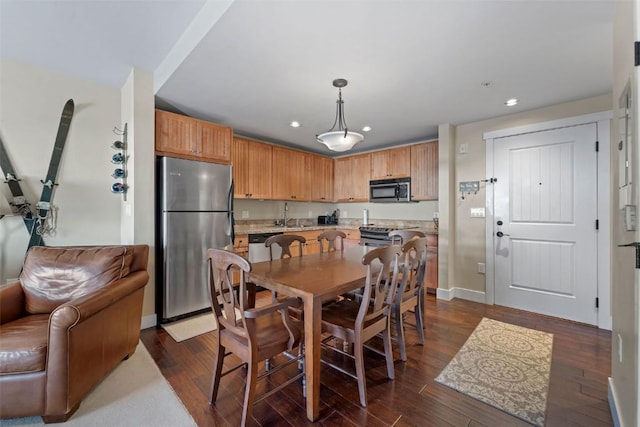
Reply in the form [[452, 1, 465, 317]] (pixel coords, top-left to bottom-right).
[[320, 244, 401, 407], [317, 230, 346, 253], [206, 249, 305, 427], [392, 236, 428, 361], [265, 234, 306, 259], [388, 229, 426, 245]]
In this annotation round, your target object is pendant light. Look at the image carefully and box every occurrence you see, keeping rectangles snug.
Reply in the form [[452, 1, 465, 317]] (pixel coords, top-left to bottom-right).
[[316, 78, 364, 152]]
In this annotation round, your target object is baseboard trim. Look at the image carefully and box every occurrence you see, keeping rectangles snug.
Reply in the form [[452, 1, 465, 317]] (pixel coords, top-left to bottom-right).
[[140, 314, 157, 330], [436, 287, 454, 301], [608, 377, 622, 427], [436, 287, 486, 304]]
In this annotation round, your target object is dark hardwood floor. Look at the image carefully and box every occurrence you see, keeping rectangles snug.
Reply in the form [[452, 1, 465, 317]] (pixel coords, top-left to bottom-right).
[[140, 293, 613, 426]]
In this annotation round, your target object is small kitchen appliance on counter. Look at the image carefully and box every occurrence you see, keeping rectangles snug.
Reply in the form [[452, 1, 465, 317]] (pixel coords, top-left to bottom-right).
[[318, 209, 340, 225]]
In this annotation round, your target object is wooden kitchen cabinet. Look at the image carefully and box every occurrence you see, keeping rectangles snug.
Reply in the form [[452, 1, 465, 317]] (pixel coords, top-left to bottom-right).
[[298, 230, 322, 255], [370, 146, 411, 180], [425, 234, 438, 293], [337, 228, 361, 249], [310, 155, 334, 202], [155, 109, 232, 164], [410, 141, 438, 201], [334, 153, 371, 202], [271, 146, 310, 201], [232, 137, 273, 199]]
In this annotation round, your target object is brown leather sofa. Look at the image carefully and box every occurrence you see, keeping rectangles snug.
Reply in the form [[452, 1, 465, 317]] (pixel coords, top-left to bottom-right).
[[0, 245, 149, 423]]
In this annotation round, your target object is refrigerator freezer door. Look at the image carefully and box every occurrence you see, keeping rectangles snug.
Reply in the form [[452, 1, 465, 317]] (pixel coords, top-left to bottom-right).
[[162, 157, 231, 211], [162, 211, 231, 320]]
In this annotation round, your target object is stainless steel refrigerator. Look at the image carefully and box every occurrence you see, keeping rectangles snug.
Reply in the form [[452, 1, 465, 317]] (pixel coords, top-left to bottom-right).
[[159, 156, 234, 322]]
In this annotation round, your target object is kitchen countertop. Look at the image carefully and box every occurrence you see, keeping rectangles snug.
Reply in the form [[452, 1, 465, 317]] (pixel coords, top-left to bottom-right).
[[234, 224, 437, 235], [234, 224, 359, 235]]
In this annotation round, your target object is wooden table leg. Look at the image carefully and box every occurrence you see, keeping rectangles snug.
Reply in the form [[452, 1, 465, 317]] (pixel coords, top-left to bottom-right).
[[303, 296, 321, 421]]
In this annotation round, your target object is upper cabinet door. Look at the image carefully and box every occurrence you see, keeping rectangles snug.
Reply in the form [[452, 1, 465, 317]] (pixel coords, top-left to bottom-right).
[[335, 154, 371, 202], [246, 140, 273, 199], [155, 110, 198, 156], [334, 157, 352, 202], [410, 141, 438, 200], [351, 153, 371, 201], [155, 109, 231, 164], [232, 137, 272, 199], [310, 155, 334, 202], [271, 146, 310, 201], [198, 121, 232, 164], [370, 146, 410, 180]]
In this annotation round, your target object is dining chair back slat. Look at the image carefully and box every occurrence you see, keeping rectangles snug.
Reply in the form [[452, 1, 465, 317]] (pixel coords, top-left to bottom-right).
[[317, 230, 346, 253], [265, 234, 306, 259]]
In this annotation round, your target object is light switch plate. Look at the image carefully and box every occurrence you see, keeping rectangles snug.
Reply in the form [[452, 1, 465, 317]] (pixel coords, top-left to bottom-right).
[[241, 210, 249, 219], [470, 207, 485, 218]]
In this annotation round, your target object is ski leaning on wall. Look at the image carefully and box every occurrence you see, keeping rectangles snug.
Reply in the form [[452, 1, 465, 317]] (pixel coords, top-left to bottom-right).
[[0, 134, 36, 233], [28, 99, 74, 249]]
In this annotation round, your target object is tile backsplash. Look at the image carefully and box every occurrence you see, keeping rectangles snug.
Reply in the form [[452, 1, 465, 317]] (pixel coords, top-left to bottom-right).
[[234, 199, 438, 231]]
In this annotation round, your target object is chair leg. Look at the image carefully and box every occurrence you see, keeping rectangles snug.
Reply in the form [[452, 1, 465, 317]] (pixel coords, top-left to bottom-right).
[[209, 344, 226, 403], [395, 307, 407, 362], [382, 325, 395, 380], [242, 359, 258, 427], [415, 302, 425, 345], [299, 344, 307, 398], [354, 338, 367, 408]]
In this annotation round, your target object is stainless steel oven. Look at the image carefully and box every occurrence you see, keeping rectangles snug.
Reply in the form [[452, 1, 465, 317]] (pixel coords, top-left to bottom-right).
[[369, 177, 411, 202]]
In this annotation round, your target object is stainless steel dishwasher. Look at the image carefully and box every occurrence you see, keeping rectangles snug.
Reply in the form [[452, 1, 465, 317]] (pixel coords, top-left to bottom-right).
[[248, 232, 283, 263]]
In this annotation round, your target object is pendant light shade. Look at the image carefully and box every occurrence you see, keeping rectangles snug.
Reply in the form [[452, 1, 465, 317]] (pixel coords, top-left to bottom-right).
[[316, 79, 364, 152]]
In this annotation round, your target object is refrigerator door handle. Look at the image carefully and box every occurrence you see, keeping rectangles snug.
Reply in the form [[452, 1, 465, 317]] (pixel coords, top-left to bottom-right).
[[228, 180, 235, 245]]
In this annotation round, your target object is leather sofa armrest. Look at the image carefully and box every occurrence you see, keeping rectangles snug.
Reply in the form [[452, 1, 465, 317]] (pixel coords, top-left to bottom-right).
[[49, 270, 149, 329], [44, 269, 149, 418], [0, 282, 25, 325]]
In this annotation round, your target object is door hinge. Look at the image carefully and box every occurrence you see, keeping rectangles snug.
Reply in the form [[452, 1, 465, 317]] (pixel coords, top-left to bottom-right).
[[595, 297, 599, 308], [595, 219, 599, 230], [595, 140, 599, 152], [635, 41, 640, 66]]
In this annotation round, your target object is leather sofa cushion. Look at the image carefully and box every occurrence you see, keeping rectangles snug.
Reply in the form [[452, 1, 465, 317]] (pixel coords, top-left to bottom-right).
[[0, 314, 49, 374], [20, 246, 134, 314]]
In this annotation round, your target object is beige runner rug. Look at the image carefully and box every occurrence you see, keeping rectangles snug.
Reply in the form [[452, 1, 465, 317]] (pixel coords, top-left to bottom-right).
[[162, 312, 216, 342], [435, 318, 553, 426]]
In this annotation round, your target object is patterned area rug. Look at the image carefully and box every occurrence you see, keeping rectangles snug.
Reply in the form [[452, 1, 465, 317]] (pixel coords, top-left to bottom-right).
[[435, 318, 553, 426]]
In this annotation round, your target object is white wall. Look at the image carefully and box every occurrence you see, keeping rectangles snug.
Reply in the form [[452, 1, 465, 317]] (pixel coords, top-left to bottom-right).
[[446, 94, 611, 294], [0, 59, 122, 281], [121, 68, 156, 324], [609, 1, 639, 425]]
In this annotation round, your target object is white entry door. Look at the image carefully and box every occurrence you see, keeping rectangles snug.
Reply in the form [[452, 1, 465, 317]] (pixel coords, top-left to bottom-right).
[[492, 123, 598, 325]]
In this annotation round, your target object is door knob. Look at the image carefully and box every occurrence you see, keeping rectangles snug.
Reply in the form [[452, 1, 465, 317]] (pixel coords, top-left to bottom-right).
[[496, 231, 510, 237]]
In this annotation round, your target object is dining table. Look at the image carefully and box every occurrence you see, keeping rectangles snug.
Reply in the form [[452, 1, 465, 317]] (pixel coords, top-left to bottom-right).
[[247, 246, 370, 422]]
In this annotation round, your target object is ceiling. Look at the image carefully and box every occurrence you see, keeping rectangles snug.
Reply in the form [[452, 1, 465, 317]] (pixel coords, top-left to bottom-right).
[[0, 0, 613, 156]]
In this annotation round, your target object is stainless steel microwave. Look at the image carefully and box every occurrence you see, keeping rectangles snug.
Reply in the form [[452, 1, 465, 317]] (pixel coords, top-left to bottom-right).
[[369, 177, 411, 202]]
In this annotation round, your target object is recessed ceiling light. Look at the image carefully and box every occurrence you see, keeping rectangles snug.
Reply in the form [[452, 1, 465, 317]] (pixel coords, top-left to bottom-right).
[[362, 126, 372, 132], [290, 121, 301, 128], [504, 98, 518, 107]]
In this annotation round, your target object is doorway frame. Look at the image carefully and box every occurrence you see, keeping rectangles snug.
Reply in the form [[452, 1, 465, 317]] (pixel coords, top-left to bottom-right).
[[484, 111, 612, 329]]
